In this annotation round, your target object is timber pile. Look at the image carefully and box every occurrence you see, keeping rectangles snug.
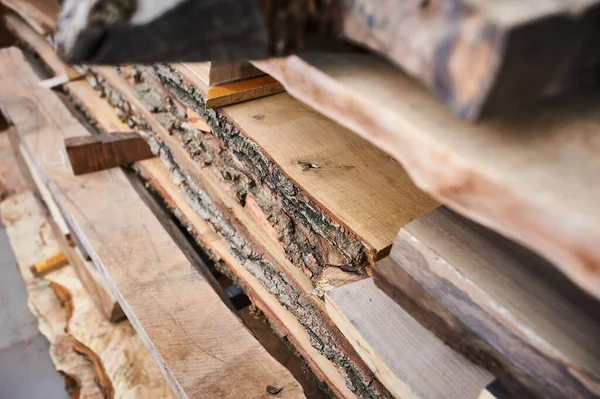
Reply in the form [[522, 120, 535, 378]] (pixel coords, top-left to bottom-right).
[[2, 1, 600, 399]]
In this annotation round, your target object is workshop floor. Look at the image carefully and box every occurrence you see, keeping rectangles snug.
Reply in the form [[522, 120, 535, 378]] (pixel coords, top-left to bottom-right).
[[0, 222, 68, 399]]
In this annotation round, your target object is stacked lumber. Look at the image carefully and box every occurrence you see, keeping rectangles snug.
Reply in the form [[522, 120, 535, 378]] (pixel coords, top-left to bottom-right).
[[0, 47, 309, 398], [3, 1, 600, 399], [0, 133, 175, 398]]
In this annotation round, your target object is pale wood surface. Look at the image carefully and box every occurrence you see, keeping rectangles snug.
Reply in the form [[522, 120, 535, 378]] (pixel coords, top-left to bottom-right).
[[94, 66, 383, 397], [48, 267, 176, 399], [1, 189, 175, 398], [18, 122, 125, 322], [1, 191, 105, 399], [376, 207, 600, 398], [40, 54, 353, 397], [0, 47, 305, 399], [326, 278, 494, 399], [222, 92, 438, 254], [255, 54, 600, 299], [139, 159, 358, 399]]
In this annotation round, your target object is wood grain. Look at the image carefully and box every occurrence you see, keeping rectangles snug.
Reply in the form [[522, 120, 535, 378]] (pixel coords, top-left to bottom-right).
[[342, 0, 600, 119], [205, 75, 284, 109], [17, 131, 125, 322], [375, 206, 600, 398], [32, 46, 353, 397], [326, 278, 494, 399], [0, 191, 105, 399], [0, 47, 305, 399], [64, 132, 155, 176], [93, 65, 386, 398], [254, 54, 600, 299]]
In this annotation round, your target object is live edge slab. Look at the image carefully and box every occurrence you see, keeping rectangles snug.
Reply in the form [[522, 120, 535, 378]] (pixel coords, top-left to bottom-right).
[[0, 47, 305, 399], [255, 54, 600, 300]]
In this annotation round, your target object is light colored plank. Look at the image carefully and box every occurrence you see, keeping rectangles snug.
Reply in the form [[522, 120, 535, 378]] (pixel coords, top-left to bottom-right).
[[326, 278, 494, 399], [221, 92, 438, 254], [48, 266, 177, 398], [138, 159, 357, 399], [0, 191, 105, 399], [208, 62, 265, 86], [18, 138, 125, 321], [0, 47, 305, 399], [40, 49, 354, 397], [93, 65, 384, 397], [254, 54, 600, 299], [375, 207, 600, 398]]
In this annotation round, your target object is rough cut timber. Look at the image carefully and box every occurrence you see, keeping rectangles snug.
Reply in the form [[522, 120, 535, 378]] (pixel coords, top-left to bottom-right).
[[326, 278, 494, 399], [0, 189, 176, 399], [342, 0, 600, 119], [15, 131, 125, 322], [25, 48, 364, 398], [64, 132, 155, 176], [85, 65, 392, 399], [1, 191, 107, 399], [92, 61, 437, 284], [0, 47, 305, 399], [374, 207, 600, 399], [255, 54, 600, 300]]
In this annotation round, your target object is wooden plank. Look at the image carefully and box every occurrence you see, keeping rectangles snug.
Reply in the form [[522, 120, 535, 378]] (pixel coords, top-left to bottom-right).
[[0, 47, 305, 399], [92, 65, 388, 398], [0, 191, 106, 399], [17, 137, 125, 321], [1, 190, 175, 398], [4, 12, 76, 78], [341, 0, 600, 119], [326, 278, 494, 399], [64, 132, 155, 175], [28, 41, 350, 396], [254, 54, 600, 299], [137, 159, 357, 399], [374, 207, 600, 398], [186, 62, 265, 87], [205, 75, 284, 109], [119, 63, 438, 281]]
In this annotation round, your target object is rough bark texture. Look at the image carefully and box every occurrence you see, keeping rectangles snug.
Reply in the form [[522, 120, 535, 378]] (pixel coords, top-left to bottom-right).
[[82, 67, 391, 399], [131, 64, 371, 282]]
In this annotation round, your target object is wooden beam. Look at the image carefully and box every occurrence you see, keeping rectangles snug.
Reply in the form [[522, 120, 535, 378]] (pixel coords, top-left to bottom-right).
[[64, 132, 155, 176], [114, 63, 438, 281], [325, 278, 494, 399], [254, 54, 600, 300], [341, 0, 600, 119], [374, 207, 600, 398], [0, 190, 176, 398], [29, 39, 355, 396], [1, 0, 57, 34], [92, 65, 388, 398], [0, 47, 305, 399]]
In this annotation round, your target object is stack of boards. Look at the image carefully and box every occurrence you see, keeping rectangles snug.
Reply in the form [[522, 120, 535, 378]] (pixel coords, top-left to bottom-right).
[[1, 1, 600, 398]]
